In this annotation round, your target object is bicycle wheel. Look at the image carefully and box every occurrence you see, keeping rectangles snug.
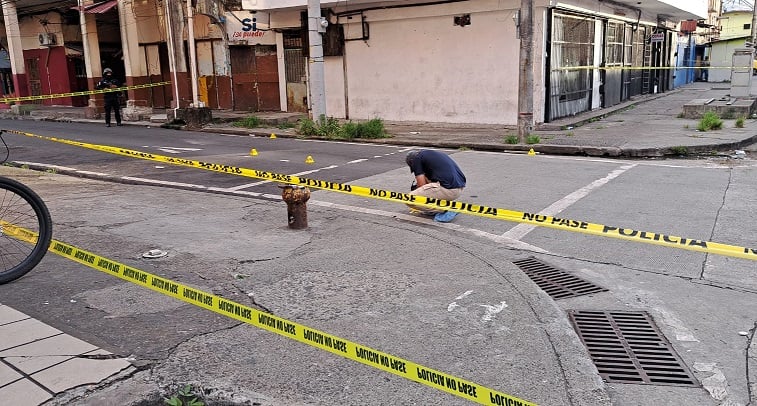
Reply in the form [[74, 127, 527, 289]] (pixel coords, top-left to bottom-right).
[[0, 176, 52, 284]]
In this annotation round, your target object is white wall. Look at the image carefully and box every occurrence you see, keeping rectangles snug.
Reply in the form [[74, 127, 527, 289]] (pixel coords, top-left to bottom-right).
[[338, 4, 520, 125], [710, 39, 750, 83]]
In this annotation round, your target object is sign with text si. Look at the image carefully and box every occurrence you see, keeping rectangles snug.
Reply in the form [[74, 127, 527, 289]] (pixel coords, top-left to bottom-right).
[[650, 32, 665, 43], [225, 11, 275, 45]]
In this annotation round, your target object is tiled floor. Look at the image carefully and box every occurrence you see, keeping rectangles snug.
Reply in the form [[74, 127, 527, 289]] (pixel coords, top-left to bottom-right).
[[0, 304, 134, 405]]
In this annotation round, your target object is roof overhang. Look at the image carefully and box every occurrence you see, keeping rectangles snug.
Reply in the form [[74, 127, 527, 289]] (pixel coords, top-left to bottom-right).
[[242, 0, 464, 12], [71, 0, 119, 14], [243, 0, 706, 21]]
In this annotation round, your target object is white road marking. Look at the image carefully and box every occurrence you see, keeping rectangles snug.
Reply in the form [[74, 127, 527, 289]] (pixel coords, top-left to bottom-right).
[[120, 176, 207, 189], [161, 147, 202, 151], [501, 163, 637, 240], [447, 290, 474, 312], [347, 159, 368, 164], [480, 301, 508, 322], [157, 147, 203, 154], [456, 291, 474, 300]]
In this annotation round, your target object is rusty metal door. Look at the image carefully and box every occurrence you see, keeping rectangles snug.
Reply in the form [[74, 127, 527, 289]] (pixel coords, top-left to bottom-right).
[[25, 58, 42, 104], [230, 45, 281, 112]]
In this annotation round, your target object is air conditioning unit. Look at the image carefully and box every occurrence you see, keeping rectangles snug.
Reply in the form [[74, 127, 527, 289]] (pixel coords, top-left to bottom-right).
[[38, 33, 56, 46]]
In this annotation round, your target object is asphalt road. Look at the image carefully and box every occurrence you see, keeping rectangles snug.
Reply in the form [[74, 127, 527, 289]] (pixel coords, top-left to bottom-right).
[[0, 120, 755, 405]]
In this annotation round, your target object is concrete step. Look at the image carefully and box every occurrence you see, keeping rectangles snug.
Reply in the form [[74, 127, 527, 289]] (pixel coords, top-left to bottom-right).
[[150, 114, 168, 123]]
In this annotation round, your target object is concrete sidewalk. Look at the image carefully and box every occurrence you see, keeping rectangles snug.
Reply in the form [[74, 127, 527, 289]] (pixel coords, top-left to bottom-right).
[[3, 81, 757, 158], [0, 305, 134, 405]]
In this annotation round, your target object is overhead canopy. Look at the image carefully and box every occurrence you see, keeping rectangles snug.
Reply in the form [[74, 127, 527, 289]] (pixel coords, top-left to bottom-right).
[[71, 0, 118, 14]]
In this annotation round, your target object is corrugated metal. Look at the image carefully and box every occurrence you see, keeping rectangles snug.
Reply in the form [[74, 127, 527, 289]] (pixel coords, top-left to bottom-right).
[[71, 0, 118, 14]]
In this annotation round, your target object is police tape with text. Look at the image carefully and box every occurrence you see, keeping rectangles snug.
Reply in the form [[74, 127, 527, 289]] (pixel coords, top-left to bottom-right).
[[23, 231, 532, 406], [0, 82, 171, 103], [7, 129, 757, 262]]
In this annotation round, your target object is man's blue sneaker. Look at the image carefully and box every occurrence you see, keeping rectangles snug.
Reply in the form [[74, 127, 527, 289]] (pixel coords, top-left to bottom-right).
[[434, 211, 458, 223]]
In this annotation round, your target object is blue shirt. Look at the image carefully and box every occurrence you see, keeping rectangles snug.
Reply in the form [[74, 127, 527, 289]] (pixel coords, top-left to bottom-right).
[[409, 150, 466, 189]]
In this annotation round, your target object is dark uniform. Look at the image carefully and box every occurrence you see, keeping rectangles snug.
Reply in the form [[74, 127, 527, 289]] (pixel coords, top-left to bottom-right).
[[96, 68, 122, 127]]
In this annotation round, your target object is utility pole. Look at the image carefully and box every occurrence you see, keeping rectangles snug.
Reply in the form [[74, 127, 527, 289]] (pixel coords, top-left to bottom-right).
[[517, 0, 534, 143], [307, 0, 327, 121], [752, 0, 757, 46], [187, 0, 199, 107]]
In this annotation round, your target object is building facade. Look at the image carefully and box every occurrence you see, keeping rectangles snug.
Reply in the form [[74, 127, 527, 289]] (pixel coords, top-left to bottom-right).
[[0, 0, 707, 126]]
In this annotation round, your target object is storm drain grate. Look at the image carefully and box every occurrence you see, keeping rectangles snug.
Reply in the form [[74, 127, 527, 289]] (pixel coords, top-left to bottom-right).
[[568, 310, 699, 387], [512, 257, 607, 299]]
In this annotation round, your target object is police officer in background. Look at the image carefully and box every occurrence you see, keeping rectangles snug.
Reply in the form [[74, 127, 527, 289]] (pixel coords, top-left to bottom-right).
[[96, 68, 122, 127]]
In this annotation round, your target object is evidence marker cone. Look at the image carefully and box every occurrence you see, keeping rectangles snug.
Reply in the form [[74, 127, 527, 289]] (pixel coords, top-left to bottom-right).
[[305, 155, 315, 164], [528, 148, 536, 156], [270, 133, 277, 139], [250, 148, 258, 156]]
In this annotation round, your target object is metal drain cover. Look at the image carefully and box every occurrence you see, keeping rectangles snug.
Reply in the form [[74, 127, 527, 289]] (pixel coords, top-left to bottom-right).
[[512, 257, 607, 299], [569, 310, 698, 387]]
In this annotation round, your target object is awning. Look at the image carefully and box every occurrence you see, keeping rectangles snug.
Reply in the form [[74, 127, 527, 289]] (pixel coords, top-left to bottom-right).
[[71, 0, 118, 14]]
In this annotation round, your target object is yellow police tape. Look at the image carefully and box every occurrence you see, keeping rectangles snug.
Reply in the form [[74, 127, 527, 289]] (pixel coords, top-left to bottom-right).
[[0, 221, 533, 406], [552, 65, 748, 71], [0, 82, 171, 103], [6, 129, 757, 261]]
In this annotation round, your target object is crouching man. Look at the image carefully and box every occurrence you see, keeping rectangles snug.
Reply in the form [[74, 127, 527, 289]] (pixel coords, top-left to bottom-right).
[[405, 149, 466, 222]]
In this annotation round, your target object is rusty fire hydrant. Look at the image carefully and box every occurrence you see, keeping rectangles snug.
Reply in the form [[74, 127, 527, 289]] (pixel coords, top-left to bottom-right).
[[280, 185, 311, 229]]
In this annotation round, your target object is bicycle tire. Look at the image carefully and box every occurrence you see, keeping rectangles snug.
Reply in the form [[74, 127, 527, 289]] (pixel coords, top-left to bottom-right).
[[0, 176, 53, 284]]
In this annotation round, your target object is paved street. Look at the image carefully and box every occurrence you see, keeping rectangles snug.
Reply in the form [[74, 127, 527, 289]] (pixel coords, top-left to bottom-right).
[[0, 81, 755, 405], [0, 108, 755, 405]]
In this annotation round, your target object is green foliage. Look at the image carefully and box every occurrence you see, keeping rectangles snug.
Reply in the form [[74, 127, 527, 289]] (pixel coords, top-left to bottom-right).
[[164, 384, 204, 406], [670, 146, 688, 155], [526, 135, 541, 144], [504, 135, 518, 144], [297, 117, 388, 139], [697, 112, 721, 131], [233, 116, 262, 129], [697, 111, 723, 131], [735, 116, 745, 128]]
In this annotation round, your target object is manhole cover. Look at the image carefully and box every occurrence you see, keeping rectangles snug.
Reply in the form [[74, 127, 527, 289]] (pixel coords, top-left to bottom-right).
[[568, 310, 699, 387], [512, 257, 607, 299]]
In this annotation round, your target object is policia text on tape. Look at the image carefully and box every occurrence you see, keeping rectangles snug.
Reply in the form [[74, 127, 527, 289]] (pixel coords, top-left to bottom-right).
[[0, 82, 170, 103], [7, 129, 757, 261], [0, 220, 534, 406]]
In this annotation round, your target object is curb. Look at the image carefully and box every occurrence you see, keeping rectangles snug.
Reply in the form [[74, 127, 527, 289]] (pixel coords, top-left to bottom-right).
[[6, 113, 755, 159]]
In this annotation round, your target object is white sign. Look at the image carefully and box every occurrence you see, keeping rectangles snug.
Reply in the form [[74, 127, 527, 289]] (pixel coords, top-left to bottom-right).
[[225, 11, 275, 45], [650, 33, 665, 43], [242, 0, 305, 10]]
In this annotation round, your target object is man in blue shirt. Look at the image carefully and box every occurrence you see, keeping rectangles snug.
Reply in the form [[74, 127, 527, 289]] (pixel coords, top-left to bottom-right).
[[405, 149, 466, 222]]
